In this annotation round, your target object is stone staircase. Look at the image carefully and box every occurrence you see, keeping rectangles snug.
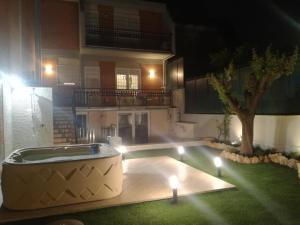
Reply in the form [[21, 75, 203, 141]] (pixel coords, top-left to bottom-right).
[[53, 107, 76, 145]]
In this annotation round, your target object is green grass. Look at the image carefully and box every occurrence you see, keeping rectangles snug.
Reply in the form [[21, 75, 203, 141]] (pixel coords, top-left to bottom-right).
[[6, 146, 300, 225]]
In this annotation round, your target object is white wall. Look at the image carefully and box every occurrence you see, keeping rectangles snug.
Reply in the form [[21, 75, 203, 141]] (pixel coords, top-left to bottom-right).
[[173, 88, 300, 152], [182, 114, 300, 152], [2, 86, 53, 157], [3, 83, 13, 158]]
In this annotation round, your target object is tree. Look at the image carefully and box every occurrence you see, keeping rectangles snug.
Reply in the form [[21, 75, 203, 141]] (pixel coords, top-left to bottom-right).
[[207, 46, 298, 155]]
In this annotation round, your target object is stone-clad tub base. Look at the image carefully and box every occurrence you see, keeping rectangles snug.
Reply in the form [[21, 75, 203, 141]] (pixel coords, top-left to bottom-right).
[[1, 144, 123, 210]]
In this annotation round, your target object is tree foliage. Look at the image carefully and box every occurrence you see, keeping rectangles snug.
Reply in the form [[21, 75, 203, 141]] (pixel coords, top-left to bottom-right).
[[207, 46, 298, 115], [207, 46, 298, 154]]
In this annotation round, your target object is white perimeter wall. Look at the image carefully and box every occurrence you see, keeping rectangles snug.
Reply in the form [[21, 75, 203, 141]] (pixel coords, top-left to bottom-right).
[[174, 89, 300, 152], [2, 85, 53, 157]]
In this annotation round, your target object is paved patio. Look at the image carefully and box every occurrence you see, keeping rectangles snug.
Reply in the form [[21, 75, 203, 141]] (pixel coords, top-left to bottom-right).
[[0, 156, 235, 223]]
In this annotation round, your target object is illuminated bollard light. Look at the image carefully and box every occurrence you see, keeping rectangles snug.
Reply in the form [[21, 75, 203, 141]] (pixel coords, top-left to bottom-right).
[[169, 175, 179, 204], [213, 157, 223, 177], [117, 145, 127, 160], [177, 146, 185, 162]]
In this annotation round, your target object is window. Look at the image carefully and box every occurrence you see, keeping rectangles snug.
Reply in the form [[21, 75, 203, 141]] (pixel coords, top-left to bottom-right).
[[116, 68, 140, 89], [57, 58, 80, 85]]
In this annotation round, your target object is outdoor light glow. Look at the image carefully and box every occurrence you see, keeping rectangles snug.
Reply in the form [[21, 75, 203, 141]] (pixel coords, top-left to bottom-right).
[[44, 64, 54, 75], [169, 175, 179, 190], [177, 146, 185, 155], [7, 75, 25, 89], [117, 145, 127, 154], [213, 157, 222, 168], [149, 69, 156, 79]]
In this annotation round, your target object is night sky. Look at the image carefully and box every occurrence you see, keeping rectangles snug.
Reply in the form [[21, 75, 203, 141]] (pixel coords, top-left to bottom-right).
[[150, 0, 300, 76], [162, 0, 300, 48]]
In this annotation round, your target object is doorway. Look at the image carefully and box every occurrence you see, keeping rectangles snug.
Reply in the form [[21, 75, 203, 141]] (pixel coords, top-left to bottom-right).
[[117, 111, 149, 144]]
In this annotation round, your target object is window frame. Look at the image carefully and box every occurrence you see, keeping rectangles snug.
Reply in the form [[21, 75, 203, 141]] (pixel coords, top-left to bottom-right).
[[115, 67, 141, 90]]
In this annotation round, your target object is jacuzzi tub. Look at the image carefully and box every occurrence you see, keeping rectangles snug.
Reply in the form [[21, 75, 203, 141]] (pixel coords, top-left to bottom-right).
[[1, 143, 123, 210]]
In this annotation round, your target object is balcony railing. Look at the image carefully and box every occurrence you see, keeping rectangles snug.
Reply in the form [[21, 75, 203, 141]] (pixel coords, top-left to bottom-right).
[[74, 88, 172, 107], [85, 25, 172, 52]]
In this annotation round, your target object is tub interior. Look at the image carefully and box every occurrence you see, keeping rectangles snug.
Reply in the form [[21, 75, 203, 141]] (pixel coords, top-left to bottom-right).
[[6, 144, 120, 164]]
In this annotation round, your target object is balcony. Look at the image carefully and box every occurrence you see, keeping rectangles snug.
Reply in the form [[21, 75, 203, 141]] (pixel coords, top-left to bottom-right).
[[53, 87, 172, 107], [74, 88, 172, 107], [85, 25, 172, 53]]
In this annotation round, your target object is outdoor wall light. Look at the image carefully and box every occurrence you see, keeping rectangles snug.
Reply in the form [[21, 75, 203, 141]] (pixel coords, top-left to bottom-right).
[[44, 63, 54, 76], [117, 145, 127, 160], [213, 157, 223, 177], [169, 175, 179, 203], [177, 146, 185, 161], [148, 69, 156, 79]]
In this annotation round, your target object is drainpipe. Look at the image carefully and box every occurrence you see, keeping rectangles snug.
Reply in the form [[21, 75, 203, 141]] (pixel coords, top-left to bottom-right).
[[34, 0, 41, 86]]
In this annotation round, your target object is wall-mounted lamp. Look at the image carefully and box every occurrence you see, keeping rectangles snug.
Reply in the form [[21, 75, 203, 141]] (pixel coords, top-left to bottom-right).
[[44, 63, 54, 76], [149, 69, 156, 79]]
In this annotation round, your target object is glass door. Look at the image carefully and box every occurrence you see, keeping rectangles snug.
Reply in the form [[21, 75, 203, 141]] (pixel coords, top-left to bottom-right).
[[118, 113, 133, 144], [134, 112, 148, 144], [118, 112, 149, 144]]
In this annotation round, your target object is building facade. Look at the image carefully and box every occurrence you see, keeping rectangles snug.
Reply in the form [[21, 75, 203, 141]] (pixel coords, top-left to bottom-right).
[[0, 0, 176, 146]]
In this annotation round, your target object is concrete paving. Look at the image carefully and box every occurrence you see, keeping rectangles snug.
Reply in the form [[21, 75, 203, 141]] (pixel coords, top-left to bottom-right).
[[0, 156, 235, 223]]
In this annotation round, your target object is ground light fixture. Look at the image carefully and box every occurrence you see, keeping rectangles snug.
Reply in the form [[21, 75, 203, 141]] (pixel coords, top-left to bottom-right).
[[117, 145, 127, 160], [177, 146, 185, 161], [213, 157, 223, 177], [168, 175, 179, 203]]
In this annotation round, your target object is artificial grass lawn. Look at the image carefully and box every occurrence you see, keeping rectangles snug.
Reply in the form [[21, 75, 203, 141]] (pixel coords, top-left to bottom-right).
[[6, 146, 300, 225]]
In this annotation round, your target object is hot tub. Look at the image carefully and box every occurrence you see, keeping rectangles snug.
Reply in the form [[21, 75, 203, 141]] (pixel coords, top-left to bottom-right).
[[1, 143, 123, 210]]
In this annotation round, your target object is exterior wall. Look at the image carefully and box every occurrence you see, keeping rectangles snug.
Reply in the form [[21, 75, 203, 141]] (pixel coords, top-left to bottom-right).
[[0, 0, 22, 75], [21, 0, 35, 77], [2, 84, 13, 159], [182, 113, 300, 152], [173, 88, 300, 152], [2, 86, 53, 156], [0, 1, 10, 74], [41, 0, 79, 50], [0, 85, 4, 161], [99, 61, 116, 88], [149, 109, 171, 138]]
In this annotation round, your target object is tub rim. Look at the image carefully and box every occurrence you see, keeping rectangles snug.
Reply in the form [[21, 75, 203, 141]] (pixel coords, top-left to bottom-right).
[[3, 143, 121, 165]]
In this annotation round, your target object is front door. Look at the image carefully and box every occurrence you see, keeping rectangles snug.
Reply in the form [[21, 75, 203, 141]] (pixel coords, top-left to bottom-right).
[[118, 112, 149, 144]]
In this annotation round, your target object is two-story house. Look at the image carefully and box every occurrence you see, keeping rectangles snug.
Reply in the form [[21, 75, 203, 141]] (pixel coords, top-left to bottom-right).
[[24, 0, 175, 145]]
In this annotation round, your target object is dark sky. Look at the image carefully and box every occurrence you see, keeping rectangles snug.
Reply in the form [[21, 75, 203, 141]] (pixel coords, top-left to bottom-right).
[[154, 0, 300, 49]]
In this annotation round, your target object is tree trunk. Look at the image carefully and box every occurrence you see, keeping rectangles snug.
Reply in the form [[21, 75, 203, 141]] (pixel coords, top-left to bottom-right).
[[240, 114, 254, 155]]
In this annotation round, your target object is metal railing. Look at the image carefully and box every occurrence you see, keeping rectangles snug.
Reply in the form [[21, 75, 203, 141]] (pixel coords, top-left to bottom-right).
[[85, 25, 172, 52], [74, 88, 172, 107]]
